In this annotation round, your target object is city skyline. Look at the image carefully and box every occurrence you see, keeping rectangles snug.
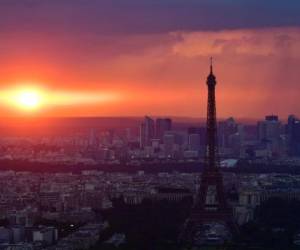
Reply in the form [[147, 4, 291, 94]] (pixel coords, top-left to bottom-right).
[[0, 1, 299, 118], [1, 1, 300, 249]]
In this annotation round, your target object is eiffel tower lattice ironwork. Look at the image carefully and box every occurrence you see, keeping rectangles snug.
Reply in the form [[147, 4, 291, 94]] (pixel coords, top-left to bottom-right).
[[180, 59, 233, 243]]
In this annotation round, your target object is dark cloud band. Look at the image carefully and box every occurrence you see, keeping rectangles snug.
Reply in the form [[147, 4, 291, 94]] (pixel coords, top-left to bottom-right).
[[0, 0, 299, 35]]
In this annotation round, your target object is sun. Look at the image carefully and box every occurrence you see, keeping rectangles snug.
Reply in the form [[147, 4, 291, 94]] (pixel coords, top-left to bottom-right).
[[16, 90, 41, 110]]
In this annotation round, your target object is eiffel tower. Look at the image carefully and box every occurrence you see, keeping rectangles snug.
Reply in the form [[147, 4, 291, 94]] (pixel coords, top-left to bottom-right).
[[180, 59, 233, 244]]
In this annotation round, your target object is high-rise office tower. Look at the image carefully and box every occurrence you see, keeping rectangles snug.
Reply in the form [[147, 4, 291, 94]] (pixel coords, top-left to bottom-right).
[[218, 117, 238, 148], [188, 127, 206, 155], [139, 116, 155, 148], [257, 115, 282, 154], [257, 115, 281, 142], [156, 118, 172, 142], [287, 115, 300, 156]]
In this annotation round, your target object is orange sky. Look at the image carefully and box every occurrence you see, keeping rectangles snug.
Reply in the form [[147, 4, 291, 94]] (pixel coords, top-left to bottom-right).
[[0, 27, 299, 119]]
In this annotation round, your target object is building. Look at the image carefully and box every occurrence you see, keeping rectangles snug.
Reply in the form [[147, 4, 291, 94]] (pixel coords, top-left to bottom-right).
[[218, 117, 238, 149], [257, 115, 283, 155], [155, 118, 172, 142], [33, 227, 58, 245], [0, 227, 12, 243], [11, 226, 24, 243], [287, 115, 300, 157], [139, 116, 155, 148], [188, 127, 206, 155], [163, 134, 175, 157], [151, 187, 192, 202], [257, 115, 281, 142]]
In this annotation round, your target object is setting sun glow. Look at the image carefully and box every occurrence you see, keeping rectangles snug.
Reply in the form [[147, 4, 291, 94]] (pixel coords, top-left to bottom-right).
[[16, 90, 41, 109], [0, 85, 121, 115], [0, 87, 45, 112]]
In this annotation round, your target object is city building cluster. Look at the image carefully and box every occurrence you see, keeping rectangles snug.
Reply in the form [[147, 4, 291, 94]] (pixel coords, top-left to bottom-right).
[[0, 170, 300, 248], [0, 115, 300, 167], [138, 114, 300, 163]]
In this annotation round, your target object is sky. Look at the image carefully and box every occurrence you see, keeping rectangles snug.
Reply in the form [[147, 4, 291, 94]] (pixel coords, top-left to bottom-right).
[[0, 0, 299, 119]]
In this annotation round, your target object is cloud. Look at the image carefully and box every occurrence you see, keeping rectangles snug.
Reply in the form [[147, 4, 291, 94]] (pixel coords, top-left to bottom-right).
[[0, 0, 300, 35], [172, 28, 300, 57], [92, 27, 300, 118]]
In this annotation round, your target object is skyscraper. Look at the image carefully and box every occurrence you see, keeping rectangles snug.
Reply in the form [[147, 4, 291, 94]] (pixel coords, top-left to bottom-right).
[[155, 118, 172, 142], [287, 115, 300, 156], [257, 115, 281, 143], [139, 116, 155, 148], [218, 117, 238, 148], [188, 127, 206, 155], [257, 115, 282, 154]]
